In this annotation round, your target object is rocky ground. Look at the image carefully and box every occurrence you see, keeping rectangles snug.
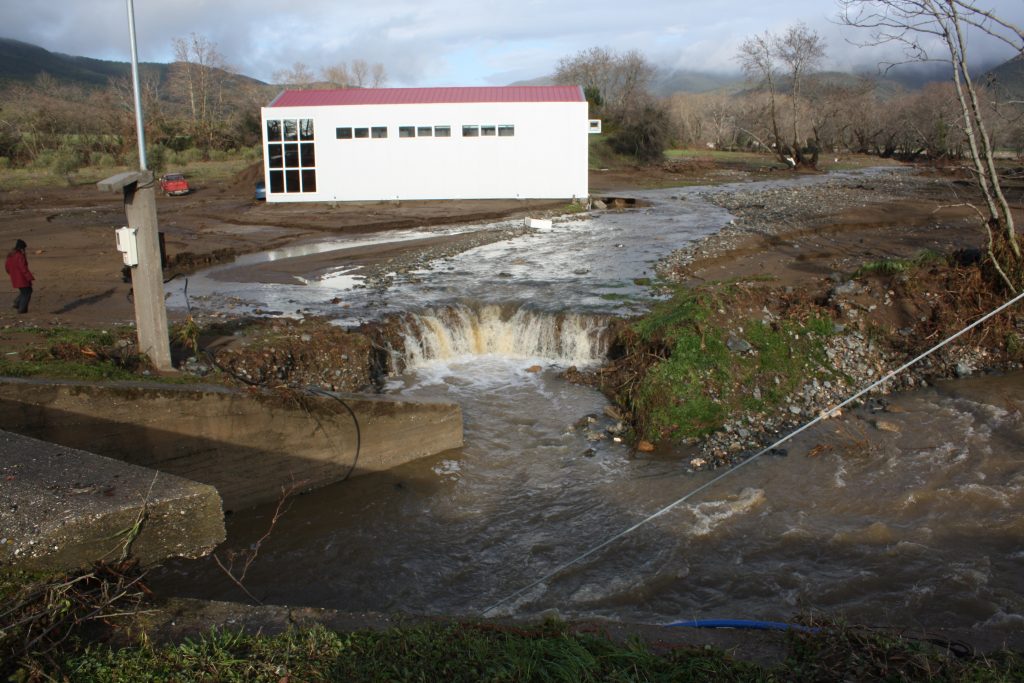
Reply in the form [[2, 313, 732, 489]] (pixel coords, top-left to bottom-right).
[[642, 170, 1024, 467]]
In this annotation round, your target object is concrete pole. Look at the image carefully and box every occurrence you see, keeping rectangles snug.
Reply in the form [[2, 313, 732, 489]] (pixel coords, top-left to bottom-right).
[[122, 175, 173, 371]]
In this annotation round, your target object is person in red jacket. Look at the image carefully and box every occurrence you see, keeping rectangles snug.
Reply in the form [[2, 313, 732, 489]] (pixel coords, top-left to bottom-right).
[[5, 239, 34, 314]]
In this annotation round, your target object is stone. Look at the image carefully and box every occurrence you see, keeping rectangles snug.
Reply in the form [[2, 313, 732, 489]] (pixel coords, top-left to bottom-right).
[[636, 440, 655, 453], [727, 335, 752, 353], [603, 405, 624, 421], [955, 362, 973, 378], [873, 419, 901, 433], [525, 365, 542, 373], [592, 199, 607, 210]]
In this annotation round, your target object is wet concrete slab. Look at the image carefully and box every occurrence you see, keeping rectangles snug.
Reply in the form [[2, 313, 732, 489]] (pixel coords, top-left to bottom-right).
[[0, 430, 225, 571], [0, 379, 463, 511]]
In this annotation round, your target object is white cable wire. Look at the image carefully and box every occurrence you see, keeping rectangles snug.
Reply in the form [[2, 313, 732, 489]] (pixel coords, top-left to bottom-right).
[[481, 287, 1024, 617]]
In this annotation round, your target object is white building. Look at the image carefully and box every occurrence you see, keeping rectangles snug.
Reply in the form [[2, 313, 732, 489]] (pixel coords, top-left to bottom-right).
[[260, 86, 590, 202]]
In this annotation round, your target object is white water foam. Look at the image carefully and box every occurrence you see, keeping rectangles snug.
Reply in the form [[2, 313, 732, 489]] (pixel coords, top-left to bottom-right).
[[397, 304, 611, 369]]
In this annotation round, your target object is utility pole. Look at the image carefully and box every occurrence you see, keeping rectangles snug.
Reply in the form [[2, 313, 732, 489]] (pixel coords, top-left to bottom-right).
[[97, 0, 173, 371]]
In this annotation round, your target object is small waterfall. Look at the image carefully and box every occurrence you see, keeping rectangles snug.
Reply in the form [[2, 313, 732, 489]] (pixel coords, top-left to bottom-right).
[[394, 304, 612, 369]]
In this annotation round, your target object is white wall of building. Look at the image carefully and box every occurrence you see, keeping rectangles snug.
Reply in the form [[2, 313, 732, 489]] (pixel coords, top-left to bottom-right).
[[260, 100, 589, 202]]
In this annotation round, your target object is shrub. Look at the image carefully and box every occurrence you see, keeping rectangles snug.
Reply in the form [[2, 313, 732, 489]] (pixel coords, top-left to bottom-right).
[[91, 153, 117, 168], [607, 101, 672, 164], [50, 147, 84, 179]]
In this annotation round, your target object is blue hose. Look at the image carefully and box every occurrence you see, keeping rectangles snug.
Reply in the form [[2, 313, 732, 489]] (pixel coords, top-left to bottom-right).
[[667, 619, 820, 634]]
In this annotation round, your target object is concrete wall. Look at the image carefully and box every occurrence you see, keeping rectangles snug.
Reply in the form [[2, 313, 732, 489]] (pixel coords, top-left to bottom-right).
[[0, 380, 463, 511], [261, 100, 589, 201], [0, 430, 225, 571]]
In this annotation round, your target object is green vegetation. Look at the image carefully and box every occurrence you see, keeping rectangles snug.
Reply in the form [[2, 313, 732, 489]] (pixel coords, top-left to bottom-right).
[[853, 249, 945, 278], [0, 326, 202, 384], [0, 153, 257, 190], [6, 616, 1019, 682], [624, 287, 835, 441], [3, 565, 1022, 681]]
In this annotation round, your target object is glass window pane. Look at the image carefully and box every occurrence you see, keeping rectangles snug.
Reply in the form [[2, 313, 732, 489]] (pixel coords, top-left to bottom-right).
[[266, 120, 282, 142], [284, 143, 299, 168], [354, 128, 369, 138], [371, 126, 387, 138], [417, 126, 433, 137], [399, 126, 415, 138], [462, 125, 479, 137], [269, 170, 284, 193], [498, 125, 515, 137], [283, 120, 298, 141], [336, 127, 352, 139], [268, 143, 283, 169], [435, 126, 451, 137], [285, 169, 301, 193], [300, 119, 314, 140], [300, 142, 315, 167], [301, 169, 317, 193], [481, 125, 496, 136]]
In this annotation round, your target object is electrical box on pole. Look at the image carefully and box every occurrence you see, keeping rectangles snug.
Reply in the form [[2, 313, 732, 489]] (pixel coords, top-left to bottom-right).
[[115, 226, 139, 266]]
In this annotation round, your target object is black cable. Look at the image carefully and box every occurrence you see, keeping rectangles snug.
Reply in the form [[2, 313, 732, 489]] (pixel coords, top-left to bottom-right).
[[307, 386, 362, 481]]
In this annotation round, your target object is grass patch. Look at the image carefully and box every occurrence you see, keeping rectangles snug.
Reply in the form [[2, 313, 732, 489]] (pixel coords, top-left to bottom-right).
[[853, 249, 945, 278], [625, 287, 835, 441], [0, 156, 253, 191], [0, 325, 204, 384], [12, 618, 1018, 682]]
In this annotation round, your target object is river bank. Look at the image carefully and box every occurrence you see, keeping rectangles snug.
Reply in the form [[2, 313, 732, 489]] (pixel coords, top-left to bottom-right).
[[581, 169, 1024, 466]]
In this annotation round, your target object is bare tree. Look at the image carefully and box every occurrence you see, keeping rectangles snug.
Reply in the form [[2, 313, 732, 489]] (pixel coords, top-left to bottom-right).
[[777, 23, 827, 166], [554, 47, 655, 121], [737, 32, 786, 162], [370, 63, 388, 88], [171, 33, 230, 151], [273, 62, 316, 89], [840, 0, 1022, 290], [738, 23, 825, 167], [322, 63, 350, 88], [350, 59, 369, 87]]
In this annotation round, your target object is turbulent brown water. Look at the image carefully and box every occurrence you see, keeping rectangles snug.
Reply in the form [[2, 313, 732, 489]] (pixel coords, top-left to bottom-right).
[[154, 174, 1024, 649]]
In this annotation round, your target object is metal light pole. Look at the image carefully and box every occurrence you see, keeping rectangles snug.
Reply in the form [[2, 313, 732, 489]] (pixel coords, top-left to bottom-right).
[[97, 0, 173, 371], [127, 0, 148, 171]]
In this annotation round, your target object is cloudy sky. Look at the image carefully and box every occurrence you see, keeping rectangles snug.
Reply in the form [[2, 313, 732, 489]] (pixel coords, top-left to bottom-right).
[[4, 0, 1023, 86]]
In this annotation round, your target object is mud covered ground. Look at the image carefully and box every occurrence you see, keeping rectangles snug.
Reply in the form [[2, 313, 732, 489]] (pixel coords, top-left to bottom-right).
[[0, 157, 1021, 402]]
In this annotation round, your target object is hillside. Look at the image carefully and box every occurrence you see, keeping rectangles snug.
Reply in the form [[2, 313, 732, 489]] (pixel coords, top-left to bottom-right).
[[986, 53, 1024, 101], [0, 37, 268, 95], [0, 37, 169, 87]]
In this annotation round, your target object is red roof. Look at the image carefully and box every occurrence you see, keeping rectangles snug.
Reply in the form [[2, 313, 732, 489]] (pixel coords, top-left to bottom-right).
[[268, 86, 585, 108]]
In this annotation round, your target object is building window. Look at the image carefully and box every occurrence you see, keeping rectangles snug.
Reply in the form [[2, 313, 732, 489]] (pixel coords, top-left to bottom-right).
[[399, 126, 415, 138], [371, 126, 388, 138], [268, 144, 283, 168], [354, 128, 369, 138], [481, 125, 496, 136], [435, 126, 451, 137], [462, 125, 479, 137], [336, 127, 352, 139], [498, 125, 515, 137], [267, 120, 282, 142], [301, 169, 317, 192], [283, 119, 298, 141], [284, 143, 299, 168], [266, 118, 317, 195], [417, 126, 433, 137]]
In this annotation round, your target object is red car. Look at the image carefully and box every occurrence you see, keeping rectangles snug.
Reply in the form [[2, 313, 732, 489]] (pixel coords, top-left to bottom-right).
[[159, 173, 190, 196]]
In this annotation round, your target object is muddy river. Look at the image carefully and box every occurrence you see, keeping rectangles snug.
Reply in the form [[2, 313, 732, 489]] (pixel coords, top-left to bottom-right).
[[155, 173, 1024, 649]]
